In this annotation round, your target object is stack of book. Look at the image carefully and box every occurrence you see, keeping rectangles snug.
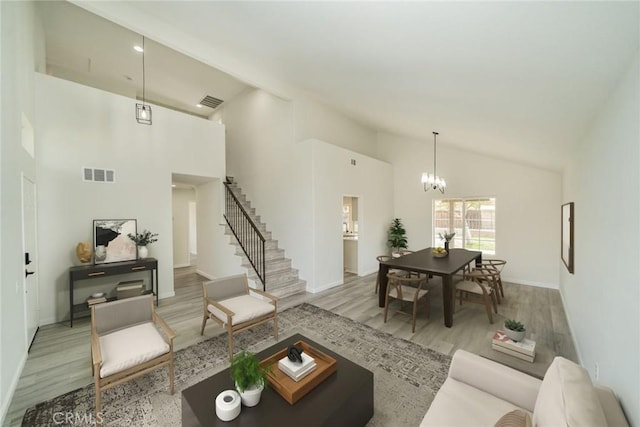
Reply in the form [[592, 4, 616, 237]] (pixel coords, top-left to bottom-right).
[[87, 296, 106, 306], [492, 330, 536, 362], [117, 280, 144, 299], [278, 352, 316, 382]]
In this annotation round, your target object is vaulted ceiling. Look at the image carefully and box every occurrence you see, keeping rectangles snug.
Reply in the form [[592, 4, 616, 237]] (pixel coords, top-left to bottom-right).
[[53, 1, 639, 171]]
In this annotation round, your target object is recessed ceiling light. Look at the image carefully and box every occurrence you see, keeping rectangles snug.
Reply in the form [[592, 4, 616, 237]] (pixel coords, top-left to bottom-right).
[[196, 104, 203, 108], [133, 45, 144, 53]]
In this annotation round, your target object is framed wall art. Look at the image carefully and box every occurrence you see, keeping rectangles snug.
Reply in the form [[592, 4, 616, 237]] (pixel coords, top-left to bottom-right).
[[561, 203, 574, 274], [93, 219, 137, 264]]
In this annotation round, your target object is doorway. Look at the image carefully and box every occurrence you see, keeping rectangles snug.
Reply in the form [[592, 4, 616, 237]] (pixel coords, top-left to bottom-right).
[[22, 174, 39, 350], [342, 196, 359, 282]]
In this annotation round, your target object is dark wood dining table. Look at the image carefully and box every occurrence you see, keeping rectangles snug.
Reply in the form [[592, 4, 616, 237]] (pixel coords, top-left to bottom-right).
[[377, 248, 482, 327]]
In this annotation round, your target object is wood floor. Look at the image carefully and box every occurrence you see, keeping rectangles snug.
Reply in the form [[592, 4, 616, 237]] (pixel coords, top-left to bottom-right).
[[4, 267, 577, 426]]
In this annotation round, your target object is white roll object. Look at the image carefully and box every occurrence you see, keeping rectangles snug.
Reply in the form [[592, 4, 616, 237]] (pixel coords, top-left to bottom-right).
[[215, 389, 241, 421]]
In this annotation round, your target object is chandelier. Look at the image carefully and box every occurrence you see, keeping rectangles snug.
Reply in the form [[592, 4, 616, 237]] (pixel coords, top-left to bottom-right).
[[135, 36, 152, 125], [421, 131, 446, 193]]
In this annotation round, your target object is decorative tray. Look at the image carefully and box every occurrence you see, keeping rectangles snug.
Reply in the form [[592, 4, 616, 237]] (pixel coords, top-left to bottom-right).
[[260, 340, 337, 405]]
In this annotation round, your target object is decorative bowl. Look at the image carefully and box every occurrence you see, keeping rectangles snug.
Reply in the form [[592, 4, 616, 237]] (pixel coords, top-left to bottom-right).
[[91, 292, 106, 298], [432, 249, 448, 258]]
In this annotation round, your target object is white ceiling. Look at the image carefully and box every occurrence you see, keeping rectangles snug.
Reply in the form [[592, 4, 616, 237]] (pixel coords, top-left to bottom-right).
[[38, 1, 250, 119], [62, 1, 639, 171]]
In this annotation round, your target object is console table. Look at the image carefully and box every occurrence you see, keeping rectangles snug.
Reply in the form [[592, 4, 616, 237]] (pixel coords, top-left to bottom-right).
[[68, 258, 158, 327]]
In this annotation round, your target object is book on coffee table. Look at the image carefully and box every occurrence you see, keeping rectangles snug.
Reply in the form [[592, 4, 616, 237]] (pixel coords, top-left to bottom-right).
[[492, 330, 536, 362], [279, 352, 316, 381]]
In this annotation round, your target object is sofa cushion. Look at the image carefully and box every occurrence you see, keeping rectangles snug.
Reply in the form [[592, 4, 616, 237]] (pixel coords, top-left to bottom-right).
[[494, 409, 532, 427], [99, 322, 170, 378], [532, 357, 607, 427], [208, 294, 275, 326], [420, 378, 532, 427]]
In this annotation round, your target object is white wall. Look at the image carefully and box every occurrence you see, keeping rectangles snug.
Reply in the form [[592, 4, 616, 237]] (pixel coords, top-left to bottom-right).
[[294, 95, 377, 157], [377, 132, 561, 288], [172, 187, 195, 267], [0, 1, 40, 422], [35, 73, 228, 324], [561, 52, 639, 426], [195, 179, 244, 280], [308, 139, 393, 292], [221, 89, 314, 283], [220, 88, 387, 290]]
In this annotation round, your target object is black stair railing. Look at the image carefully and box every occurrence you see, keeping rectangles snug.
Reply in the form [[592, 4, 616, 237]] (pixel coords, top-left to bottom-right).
[[223, 181, 266, 290]]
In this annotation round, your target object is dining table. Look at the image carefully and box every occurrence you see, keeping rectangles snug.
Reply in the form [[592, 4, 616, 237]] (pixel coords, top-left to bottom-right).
[[377, 248, 482, 327]]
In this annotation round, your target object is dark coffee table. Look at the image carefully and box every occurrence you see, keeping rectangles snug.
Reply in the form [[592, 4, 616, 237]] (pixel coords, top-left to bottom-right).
[[182, 334, 374, 427]]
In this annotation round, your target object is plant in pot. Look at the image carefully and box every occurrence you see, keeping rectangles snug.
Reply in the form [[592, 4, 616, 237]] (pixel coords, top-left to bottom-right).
[[388, 218, 408, 255], [504, 319, 526, 342], [438, 232, 456, 252], [127, 229, 158, 259], [230, 351, 271, 407]]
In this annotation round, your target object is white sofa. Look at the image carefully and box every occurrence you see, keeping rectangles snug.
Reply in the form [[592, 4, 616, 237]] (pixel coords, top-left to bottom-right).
[[421, 350, 629, 427]]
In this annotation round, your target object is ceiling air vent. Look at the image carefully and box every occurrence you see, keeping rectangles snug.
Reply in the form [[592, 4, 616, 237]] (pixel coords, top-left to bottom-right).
[[199, 95, 224, 109], [83, 167, 115, 183]]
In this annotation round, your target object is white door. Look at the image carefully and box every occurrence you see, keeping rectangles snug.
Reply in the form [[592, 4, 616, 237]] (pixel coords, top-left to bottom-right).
[[22, 175, 39, 350]]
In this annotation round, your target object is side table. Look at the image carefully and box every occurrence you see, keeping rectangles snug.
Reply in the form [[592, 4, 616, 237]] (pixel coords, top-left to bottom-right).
[[68, 258, 158, 327]]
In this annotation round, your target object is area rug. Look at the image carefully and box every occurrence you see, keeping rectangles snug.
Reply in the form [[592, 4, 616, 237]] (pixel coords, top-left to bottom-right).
[[22, 303, 451, 426]]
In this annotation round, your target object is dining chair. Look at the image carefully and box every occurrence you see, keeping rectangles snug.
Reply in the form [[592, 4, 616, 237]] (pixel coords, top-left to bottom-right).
[[455, 267, 499, 323], [384, 272, 430, 333], [476, 259, 507, 301], [375, 255, 393, 294]]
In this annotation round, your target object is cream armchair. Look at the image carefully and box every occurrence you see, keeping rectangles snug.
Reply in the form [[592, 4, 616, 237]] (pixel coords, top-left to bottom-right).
[[91, 294, 175, 424], [200, 273, 278, 360]]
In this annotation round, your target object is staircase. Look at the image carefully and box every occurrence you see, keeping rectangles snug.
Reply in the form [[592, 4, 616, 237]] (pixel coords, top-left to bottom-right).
[[224, 180, 306, 298]]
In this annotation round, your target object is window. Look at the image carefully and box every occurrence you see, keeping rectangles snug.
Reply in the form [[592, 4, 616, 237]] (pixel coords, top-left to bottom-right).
[[433, 198, 496, 254]]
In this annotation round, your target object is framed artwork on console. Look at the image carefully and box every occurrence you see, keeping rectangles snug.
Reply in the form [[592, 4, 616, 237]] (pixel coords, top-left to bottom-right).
[[93, 219, 137, 264], [561, 203, 574, 274]]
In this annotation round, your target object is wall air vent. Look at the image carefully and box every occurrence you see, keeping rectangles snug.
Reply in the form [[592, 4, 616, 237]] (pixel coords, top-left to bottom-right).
[[199, 95, 224, 109], [82, 167, 115, 183]]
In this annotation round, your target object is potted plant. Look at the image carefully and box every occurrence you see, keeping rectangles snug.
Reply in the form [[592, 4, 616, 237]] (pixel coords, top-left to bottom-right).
[[504, 319, 526, 342], [230, 351, 271, 407], [127, 229, 158, 259], [438, 232, 456, 252], [388, 218, 408, 255]]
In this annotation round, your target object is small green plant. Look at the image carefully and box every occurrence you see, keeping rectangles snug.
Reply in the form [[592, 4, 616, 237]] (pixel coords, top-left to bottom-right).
[[388, 218, 408, 251], [438, 232, 456, 242], [230, 351, 271, 392], [504, 319, 525, 332], [127, 229, 158, 246]]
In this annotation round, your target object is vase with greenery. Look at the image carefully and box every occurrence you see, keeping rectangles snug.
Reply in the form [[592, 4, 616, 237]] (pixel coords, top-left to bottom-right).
[[127, 229, 158, 259], [438, 232, 456, 252], [230, 351, 271, 407], [504, 319, 526, 342], [388, 218, 408, 254]]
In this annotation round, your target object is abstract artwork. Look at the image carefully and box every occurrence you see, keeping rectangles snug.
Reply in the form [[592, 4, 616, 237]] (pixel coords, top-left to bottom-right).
[[93, 219, 137, 264]]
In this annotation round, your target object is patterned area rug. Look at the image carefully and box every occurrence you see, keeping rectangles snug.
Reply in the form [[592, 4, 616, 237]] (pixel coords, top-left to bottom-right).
[[22, 304, 450, 426]]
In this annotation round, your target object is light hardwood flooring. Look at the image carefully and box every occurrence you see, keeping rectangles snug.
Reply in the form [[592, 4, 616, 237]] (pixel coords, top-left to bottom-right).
[[5, 268, 577, 426]]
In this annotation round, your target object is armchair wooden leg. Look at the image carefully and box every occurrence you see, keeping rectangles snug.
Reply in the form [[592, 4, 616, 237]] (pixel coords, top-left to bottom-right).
[[383, 292, 390, 323], [200, 315, 208, 336], [169, 357, 175, 395], [227, 325, 234, 360], [94, 375, 101, 426], [273, 316, 278, 341]]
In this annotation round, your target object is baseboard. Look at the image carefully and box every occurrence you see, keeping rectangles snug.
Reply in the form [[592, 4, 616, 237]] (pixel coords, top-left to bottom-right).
[[173, 263, 190, 269], [309, 279, 343, 294], [502, 276, 558, 289], [195, 269, 215, 280], [0, 351, 28, 426], [558, 285, 584, 365], [358, 268, 378, 277], [158, 291, 175, 299]]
